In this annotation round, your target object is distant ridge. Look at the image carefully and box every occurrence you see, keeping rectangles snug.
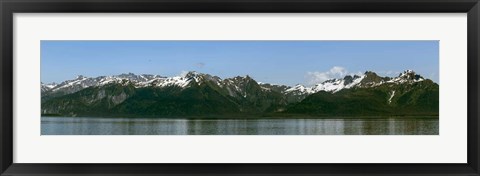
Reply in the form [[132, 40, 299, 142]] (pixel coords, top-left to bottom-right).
[[41, 70, 439, 117]]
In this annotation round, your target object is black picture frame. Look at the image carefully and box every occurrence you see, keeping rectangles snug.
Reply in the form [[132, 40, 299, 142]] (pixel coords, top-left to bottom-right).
[[1, 0, 479, 175]]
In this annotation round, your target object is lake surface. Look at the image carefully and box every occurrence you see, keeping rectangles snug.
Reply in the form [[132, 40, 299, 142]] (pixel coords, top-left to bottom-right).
[[41, 116, 438, 135]]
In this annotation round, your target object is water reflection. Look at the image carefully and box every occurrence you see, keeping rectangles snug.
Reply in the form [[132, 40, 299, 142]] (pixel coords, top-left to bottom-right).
[[41, 117, 439, 135]]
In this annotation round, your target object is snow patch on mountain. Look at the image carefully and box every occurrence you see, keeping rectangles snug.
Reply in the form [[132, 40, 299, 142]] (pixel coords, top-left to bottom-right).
[[286, 74, 366, 94], [285, 70, 426, 96], [388, 90, 396, 104], [42, 70, 429, 98], [151, 76, 191, 88], [387, 70, 425, 83], [41, 82, 58, 93], [286, 84, 313, 94]]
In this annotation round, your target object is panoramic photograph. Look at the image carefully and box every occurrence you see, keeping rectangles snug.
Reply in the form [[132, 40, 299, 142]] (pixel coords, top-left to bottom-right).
[[41, 41, 439, 135]]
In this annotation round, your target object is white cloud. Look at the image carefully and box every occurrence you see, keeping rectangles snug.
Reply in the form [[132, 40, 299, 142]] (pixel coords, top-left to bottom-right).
[[195, 62, 205, 68], [306, 66, 349, 85]]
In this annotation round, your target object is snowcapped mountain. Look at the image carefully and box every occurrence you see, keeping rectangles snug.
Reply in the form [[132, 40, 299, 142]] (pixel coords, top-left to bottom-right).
[[41, 73, 165, 96], [285, 74, 365, 95], [387, 69, 425, 83], [42, 70, 431, 100], [41, 70, 438, 117], [41, 82, 58, 93], [42, 71, 254, 98], [284, 70, 428, 96]]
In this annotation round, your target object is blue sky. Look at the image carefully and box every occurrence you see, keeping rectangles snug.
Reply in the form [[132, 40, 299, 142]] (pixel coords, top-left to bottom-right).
[[41, 41, 439, 86]]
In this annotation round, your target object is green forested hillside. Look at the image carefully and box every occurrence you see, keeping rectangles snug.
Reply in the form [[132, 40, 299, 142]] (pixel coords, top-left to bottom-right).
[[285, 80, 439, 116], [41, 71, 439, 118]]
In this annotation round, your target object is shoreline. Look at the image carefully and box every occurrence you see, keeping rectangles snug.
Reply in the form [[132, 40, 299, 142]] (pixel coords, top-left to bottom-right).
[[41, 114, 439, 120]]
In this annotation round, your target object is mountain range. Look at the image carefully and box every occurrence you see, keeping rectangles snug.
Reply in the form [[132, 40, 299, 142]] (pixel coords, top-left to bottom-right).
[[41, 70, 439, 118]]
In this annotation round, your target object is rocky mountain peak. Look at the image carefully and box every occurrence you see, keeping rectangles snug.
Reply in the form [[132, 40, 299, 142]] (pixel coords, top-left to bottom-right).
[[76, 75, 87, 79], [182, 71, 222, 85], [387, 70, 425, 83], [398, 70, 422, 80], [360, 71, 389, 86], [42, 70, 433, 100], [184, 71, 201, 78]]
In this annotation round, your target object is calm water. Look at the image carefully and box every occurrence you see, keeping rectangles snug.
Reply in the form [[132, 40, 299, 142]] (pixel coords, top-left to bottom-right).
[[41, 116, 438, 135]]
